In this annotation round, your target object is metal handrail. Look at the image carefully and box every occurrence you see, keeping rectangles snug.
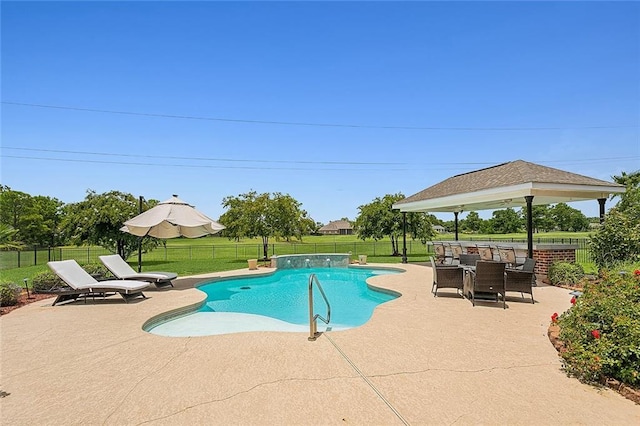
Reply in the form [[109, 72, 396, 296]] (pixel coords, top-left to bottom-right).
[[308, 273, 331, 341]]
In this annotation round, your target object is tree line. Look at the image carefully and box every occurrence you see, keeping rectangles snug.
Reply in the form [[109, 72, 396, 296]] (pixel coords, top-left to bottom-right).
[[1, 169, 638, 266], [442, 203, 593, 235]]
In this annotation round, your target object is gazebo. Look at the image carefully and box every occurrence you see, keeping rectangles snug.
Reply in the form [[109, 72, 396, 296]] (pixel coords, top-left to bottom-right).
[[393, 160, 625, 262]]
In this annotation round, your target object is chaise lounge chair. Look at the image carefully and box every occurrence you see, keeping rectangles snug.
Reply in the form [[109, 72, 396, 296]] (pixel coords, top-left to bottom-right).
[[47, 260, 150, 306], [99, 254, 177, 287]]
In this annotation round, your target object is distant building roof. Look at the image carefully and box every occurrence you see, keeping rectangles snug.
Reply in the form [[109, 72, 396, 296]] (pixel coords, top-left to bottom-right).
[[319, 220, 353, 232]]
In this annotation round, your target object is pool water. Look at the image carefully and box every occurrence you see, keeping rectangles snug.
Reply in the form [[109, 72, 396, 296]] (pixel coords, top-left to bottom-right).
[[147, 267, 401, 337]]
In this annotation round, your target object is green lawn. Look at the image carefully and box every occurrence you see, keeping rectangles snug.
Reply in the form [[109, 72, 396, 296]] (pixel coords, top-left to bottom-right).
[[162, 231, 594, 246], [1, 232, 596, 286]]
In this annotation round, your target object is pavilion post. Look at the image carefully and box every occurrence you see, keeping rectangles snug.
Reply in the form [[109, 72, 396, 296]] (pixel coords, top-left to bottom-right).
[[454, 211, 459, 241], [402, 212, 407, 263], [598, 198, 606, 224], [525, 195, 534, 258]]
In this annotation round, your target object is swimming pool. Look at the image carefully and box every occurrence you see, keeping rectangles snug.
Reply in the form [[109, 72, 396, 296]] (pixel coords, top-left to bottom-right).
[[146, 267, 402, 337]]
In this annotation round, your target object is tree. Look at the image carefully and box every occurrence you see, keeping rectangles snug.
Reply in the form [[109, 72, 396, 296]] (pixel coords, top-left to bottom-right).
[[488, 208, 522, 234], [0, 224, 25, 250], [220, 191, 309, 259], [461, 211, 482, 233], [612, 170, 640, 195], [406, 212, 436, 245], [530, 205, 554, 232], [550, 203, 589, 232], [355, 193, 434, 256], [442, 220, 455, 233], [590, 173, 640, 268], [59, 190, 159, 259], [0, 186, 64, 246]]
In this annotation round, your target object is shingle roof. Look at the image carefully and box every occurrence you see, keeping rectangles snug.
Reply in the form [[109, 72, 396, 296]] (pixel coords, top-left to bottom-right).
[[396, 160, 621, 205], [319, 220, 353, 231]]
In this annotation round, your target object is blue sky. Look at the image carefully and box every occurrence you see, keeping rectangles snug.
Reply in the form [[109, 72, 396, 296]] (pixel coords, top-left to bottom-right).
[[2, 1, 639, 224]]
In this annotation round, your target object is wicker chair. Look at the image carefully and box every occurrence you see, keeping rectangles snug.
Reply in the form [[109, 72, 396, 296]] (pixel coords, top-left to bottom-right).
[[477, 245, 495, 261], [449, 242, 464, 265], [430, 257, 464, 297], [459, 253, 481, 267], [469, 260, 506, 308], [505, 270, 535, 304], [433, 242, 452, 264], [518, 258, 536, 273], [497, 246, 518, 268]]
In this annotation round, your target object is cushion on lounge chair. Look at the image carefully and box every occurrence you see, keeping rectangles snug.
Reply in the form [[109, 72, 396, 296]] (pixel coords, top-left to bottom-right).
[[99, 254, 176, 287]]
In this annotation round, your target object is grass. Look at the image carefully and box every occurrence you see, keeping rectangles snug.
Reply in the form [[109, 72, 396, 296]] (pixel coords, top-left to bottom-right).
[[1, 232, 595, 286]]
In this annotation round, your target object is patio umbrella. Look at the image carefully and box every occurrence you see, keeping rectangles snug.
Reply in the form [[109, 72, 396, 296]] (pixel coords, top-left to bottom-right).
[[121, 195, 225, 271], [121, 195, 225, 239]]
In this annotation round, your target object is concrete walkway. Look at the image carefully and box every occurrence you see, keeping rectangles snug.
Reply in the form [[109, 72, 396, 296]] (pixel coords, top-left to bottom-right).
[[1, 263, 638, 425]]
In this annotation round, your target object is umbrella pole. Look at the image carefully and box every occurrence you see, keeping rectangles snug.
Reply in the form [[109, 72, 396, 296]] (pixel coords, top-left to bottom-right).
[[138, 195, 144, 272], [138, 237, 142, 272]]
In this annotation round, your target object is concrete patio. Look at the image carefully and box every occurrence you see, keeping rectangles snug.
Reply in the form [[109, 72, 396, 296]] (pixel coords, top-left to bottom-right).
[[1, 263, 638, 425]]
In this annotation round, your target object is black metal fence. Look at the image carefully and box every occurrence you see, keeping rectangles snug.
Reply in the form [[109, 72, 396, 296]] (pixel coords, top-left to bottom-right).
[[1, 237, 593, 270]]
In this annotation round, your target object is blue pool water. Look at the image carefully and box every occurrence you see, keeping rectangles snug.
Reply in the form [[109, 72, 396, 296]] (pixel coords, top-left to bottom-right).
[[147, 267, 401, 337]]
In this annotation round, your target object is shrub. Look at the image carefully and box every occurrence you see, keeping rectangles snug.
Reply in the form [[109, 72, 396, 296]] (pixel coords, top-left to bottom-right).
[[0, 282, 22, 306], [83, 263, 112, 278], [548, 261, 585, 286], [558, 264, 640, 387], [31, 270, 66, 293], [589, 187, 640, 269]]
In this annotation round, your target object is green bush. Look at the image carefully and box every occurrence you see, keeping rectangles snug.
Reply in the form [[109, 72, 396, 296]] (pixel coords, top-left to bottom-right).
[[558, 264, 640, 387], [0, 281, 22, 306], [31, 270, 66, 292], [588, 187, 640, 269], [548, 261, 585, 286], [82, 263, 112, 278]]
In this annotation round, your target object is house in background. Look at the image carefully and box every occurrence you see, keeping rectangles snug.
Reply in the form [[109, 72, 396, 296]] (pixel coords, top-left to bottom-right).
[[432, 225, 446, 233], [319, 220, 353, 235]]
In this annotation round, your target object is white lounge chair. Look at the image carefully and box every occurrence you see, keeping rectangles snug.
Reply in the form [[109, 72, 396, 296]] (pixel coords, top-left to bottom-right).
[[47, 260, 150, 305], [99, 254, 177, 287]]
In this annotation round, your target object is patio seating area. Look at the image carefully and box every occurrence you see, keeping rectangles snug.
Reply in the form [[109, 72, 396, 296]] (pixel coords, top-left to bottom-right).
[[1, 263, 638, 424], [431, 254, 537, 309]]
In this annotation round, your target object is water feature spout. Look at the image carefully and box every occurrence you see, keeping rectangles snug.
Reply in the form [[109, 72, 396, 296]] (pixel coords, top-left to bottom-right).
[[326, 258, 331, 267], [305, 258, 310, 268]]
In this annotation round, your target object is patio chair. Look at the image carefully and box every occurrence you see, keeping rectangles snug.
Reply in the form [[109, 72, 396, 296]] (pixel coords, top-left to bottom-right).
[[505, 265, 536, 304], [517, 257, 536, 273], [459, 253, 481, 267], [477, 244, 495, 261], [47, 260, 150, 306], [449, 242, 464, 265], [432, 242, 452, 264], [468, 260, 506, 308], [497, 246, 518, 268], [430, 257, 464, 297], [99, 254, 177, 287]]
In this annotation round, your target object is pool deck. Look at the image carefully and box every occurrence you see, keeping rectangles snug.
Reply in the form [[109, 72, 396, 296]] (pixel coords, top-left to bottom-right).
[[1, 263, 638, 425]]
